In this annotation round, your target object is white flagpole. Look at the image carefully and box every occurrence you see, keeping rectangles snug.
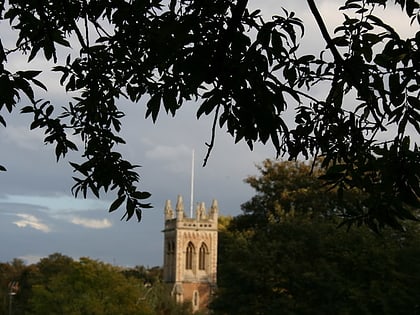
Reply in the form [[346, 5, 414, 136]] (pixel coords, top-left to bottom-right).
[[190, 149, 195, 218]]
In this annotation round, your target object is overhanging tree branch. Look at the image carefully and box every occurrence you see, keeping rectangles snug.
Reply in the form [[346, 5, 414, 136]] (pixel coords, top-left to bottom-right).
[[307, 0, 344, 66], [203, 104, 221, 167]]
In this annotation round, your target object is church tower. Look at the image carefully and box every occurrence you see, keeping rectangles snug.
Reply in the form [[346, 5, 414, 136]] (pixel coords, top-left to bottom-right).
[[163, 195, 218, 312]]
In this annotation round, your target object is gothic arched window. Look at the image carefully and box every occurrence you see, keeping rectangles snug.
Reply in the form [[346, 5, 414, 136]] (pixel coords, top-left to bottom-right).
[[198, 242, 208, 270], [186, 242, 194, 270]]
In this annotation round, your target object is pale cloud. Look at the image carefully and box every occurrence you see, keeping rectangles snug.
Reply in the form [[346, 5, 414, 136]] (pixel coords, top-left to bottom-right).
[[144, 143, 193, 173], [1, 123, 81, 152], [19, 255, 43, 265], [145, 144, 191, 160], [2, 126, 45, 151], [0, 194, 109, 214], [13, 213, 51, 233], [70, 216, 112, 229]]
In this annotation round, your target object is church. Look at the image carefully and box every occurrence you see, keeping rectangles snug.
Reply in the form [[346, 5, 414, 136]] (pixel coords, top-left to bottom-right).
[[162, 195, 218, 312]]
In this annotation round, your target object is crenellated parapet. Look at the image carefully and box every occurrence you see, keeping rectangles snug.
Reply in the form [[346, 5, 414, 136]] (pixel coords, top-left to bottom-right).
[[164, 195, 218, 232]]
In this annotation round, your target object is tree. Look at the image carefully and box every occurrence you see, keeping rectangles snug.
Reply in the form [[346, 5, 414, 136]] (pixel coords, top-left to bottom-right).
[[0, 0, 418, 227], [239, 159, 365, 227], [27, 255, 156, 315], [0, 254, 195, 315], [0, 258, 27, 315], [212, 160, 420, 314]]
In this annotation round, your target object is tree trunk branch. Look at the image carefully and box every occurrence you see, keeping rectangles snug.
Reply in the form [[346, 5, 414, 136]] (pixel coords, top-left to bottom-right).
[[306, 0, 344, 66]]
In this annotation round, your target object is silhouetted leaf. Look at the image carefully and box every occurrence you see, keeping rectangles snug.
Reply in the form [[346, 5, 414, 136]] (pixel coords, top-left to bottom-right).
[[109, 195, 126, 213]]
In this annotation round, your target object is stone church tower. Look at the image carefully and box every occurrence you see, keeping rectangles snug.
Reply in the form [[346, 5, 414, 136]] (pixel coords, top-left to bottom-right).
[[163, 195, 218, 312]]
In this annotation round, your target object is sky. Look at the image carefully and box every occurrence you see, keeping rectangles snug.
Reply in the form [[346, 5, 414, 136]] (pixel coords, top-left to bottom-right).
[[0, 1, 414, 267]]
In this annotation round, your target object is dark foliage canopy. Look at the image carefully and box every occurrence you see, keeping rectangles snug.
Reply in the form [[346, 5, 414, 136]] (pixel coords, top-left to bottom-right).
[[0, 0, 419, 228], [212, 160, 420, 314]]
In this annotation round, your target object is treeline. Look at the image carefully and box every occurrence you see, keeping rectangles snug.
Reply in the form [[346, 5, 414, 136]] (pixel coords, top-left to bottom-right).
[[0, 254, 192, 315]]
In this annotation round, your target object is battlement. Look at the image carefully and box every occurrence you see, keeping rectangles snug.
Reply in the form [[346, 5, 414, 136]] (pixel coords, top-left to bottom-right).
[[164, 195, 218, 231]]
